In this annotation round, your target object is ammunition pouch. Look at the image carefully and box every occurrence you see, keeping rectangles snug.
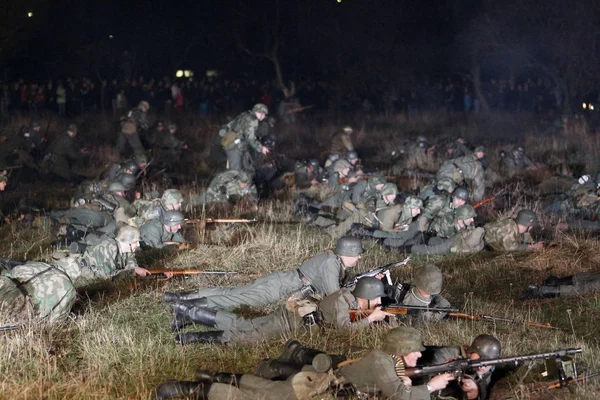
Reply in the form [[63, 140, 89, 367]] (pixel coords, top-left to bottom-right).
[[121, 121, 138, 135], [220, 130, 239, 149]]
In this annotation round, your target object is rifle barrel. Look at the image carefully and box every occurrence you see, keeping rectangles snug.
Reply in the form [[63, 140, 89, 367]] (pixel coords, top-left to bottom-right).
[[147, 269, 237, 275], [405, 348, 582, 378], [448, 313, 559, 330]]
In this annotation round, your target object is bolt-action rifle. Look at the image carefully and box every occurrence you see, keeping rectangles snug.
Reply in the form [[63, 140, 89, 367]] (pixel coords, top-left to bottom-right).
[[343, 256, 411, 287], [185, 218, 257, 225], [349, 304, 459, 322], [447, 312, 560, 330]]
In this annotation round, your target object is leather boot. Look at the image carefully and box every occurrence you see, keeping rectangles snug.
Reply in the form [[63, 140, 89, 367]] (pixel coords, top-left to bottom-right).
[[171, 302, 216, 332], [155, 379, 211, 400], [175, 330, 224, 345], [542, 275, 574, 287], [521, 285, 560, 299], [255, 359, 303, 380], [193, 370, 243, 387], [311, 353, 346, 372], [163, 290, 204, 303], [347, 223, 376, 238], [276, 339, 303, 363]]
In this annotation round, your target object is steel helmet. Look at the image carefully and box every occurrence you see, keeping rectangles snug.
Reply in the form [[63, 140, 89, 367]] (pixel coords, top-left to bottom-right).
[[413, 264, 443, 295], [467, 334, 501, 360], [162, 210, 185, 227], [352, 277, 386, 300], [452, 187, 470, 202], [335, 236, 364, 257], [252, 103, 269, 115], [515, 209, 538, 227], [381, 327, 425, 356]]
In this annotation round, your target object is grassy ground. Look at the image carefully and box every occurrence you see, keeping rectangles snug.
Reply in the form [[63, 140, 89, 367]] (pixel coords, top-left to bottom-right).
[[1, 111, 600, 399]]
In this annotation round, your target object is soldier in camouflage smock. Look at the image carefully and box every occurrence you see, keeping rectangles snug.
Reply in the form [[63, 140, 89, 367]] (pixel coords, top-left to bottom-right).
[[417, 187, 469, 235], [219, 103, 270, 173], [116, 101, 149, 160], [0, 261, 76, 323], [410, 205, 484, 255], [77, 226, 147, 281], [502, 146, 537, 177], [436, 149, 485, 202], [484, 209, 543, 252], [129, 188, 183, 227], [188, 170, 257, 207], [329, 126, 354, 156]]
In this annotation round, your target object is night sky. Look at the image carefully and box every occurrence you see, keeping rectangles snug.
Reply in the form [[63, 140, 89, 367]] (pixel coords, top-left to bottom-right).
[[5, 0, 476, 81]]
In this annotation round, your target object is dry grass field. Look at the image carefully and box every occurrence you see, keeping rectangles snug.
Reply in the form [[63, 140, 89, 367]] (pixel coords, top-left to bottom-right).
[[1, 110, 600, 399]]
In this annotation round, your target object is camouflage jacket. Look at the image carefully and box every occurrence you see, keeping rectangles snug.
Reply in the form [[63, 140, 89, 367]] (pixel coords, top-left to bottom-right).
[[484, 218, 529, 251], [330, 132, 354, 155], [121, 107, 148, 131], [450, 226, 485, 253], [157, 134, 184, 151], [227, 110, 263, 152], [418, 194, 453, 232], [429, 212, 458, 238], [80, 238, 138, 279], [437, 154, 485, 202], [205, 170, 258, 203]]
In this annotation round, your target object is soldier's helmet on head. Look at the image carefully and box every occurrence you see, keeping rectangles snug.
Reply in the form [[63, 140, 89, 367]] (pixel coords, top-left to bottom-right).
[[413, 264, 443, 295], [352, 277, 385, 300], [515, 209, 538, 227], [513, 146, 525, 155], [380, 183, 398, 197], [333, 159, 351, 173], [436, 177, 456, 194], [468, 334, 501, 360], [335, 236, 364, 257], [308, 159, 320, 169], [123, 160, 140, 175], [381, 326, 425, 356], [162, 210, 184, 227], [343, 126, 353, 134], [116, 226, 141, 244], [67, 123, 78, 133], [252, 103, 269, 115], [168, 123, 177, 132], [120, 173, 137, 190], [162, 189, 183, 207], [404, 196, 423, 210], [108, 182, 126, 194], [455, 204, 477, 220], [237, 171, 252, 185], [139, 100, 150, 111], [345, 151, 359, 161], [452, 187, 470, 203]]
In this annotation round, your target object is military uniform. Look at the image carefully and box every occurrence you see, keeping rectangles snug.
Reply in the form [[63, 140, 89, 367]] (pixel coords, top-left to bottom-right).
[[116, 105, 148, 159], [436, 155, 485, 202], [400, 285, 451, 322], [1, 261, 76, 323], [78, 237, 138, 281], [502, 152, 536, 177], [411, 227, 485, 255], [555, 273, 600, 297], [339, 350, 430, 399], [10, 130, 41, 170], [155, 130, 185, 170], [484, 219, 530, 251], [189, 170, 258, 207], [220, 109, 264, 173], [156, 371, 334, 400], [180, 250, 347, 311], [47, 131, 85, 181], [140, 218, 186, 249], [329, 131, 354, 156], [421, 346, 495, 400]]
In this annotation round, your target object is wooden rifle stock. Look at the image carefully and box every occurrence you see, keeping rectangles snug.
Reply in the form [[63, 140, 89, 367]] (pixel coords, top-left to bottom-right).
[[447, 312, 559, 330], [473, 196, 496, 209], [338, 175, 370, 185], [146, 269, 237, 276]]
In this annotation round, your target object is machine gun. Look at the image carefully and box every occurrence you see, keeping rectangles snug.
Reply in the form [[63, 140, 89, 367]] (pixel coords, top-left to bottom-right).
[[343, 256, 411, 287]]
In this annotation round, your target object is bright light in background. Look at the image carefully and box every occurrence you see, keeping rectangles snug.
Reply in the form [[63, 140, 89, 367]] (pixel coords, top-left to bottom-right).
[[27, 12, 33, 17], [109, 34, 114, 39], [591, 104, 595, 111], [337, 0, 342, 2], [175, 70, 184, 78], [582, 103, 587, 109], [183, 70, 194, 78]]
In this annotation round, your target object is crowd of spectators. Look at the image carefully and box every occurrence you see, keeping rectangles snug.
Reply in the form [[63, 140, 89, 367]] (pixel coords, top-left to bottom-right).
[[0, 74, 566, 118]]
